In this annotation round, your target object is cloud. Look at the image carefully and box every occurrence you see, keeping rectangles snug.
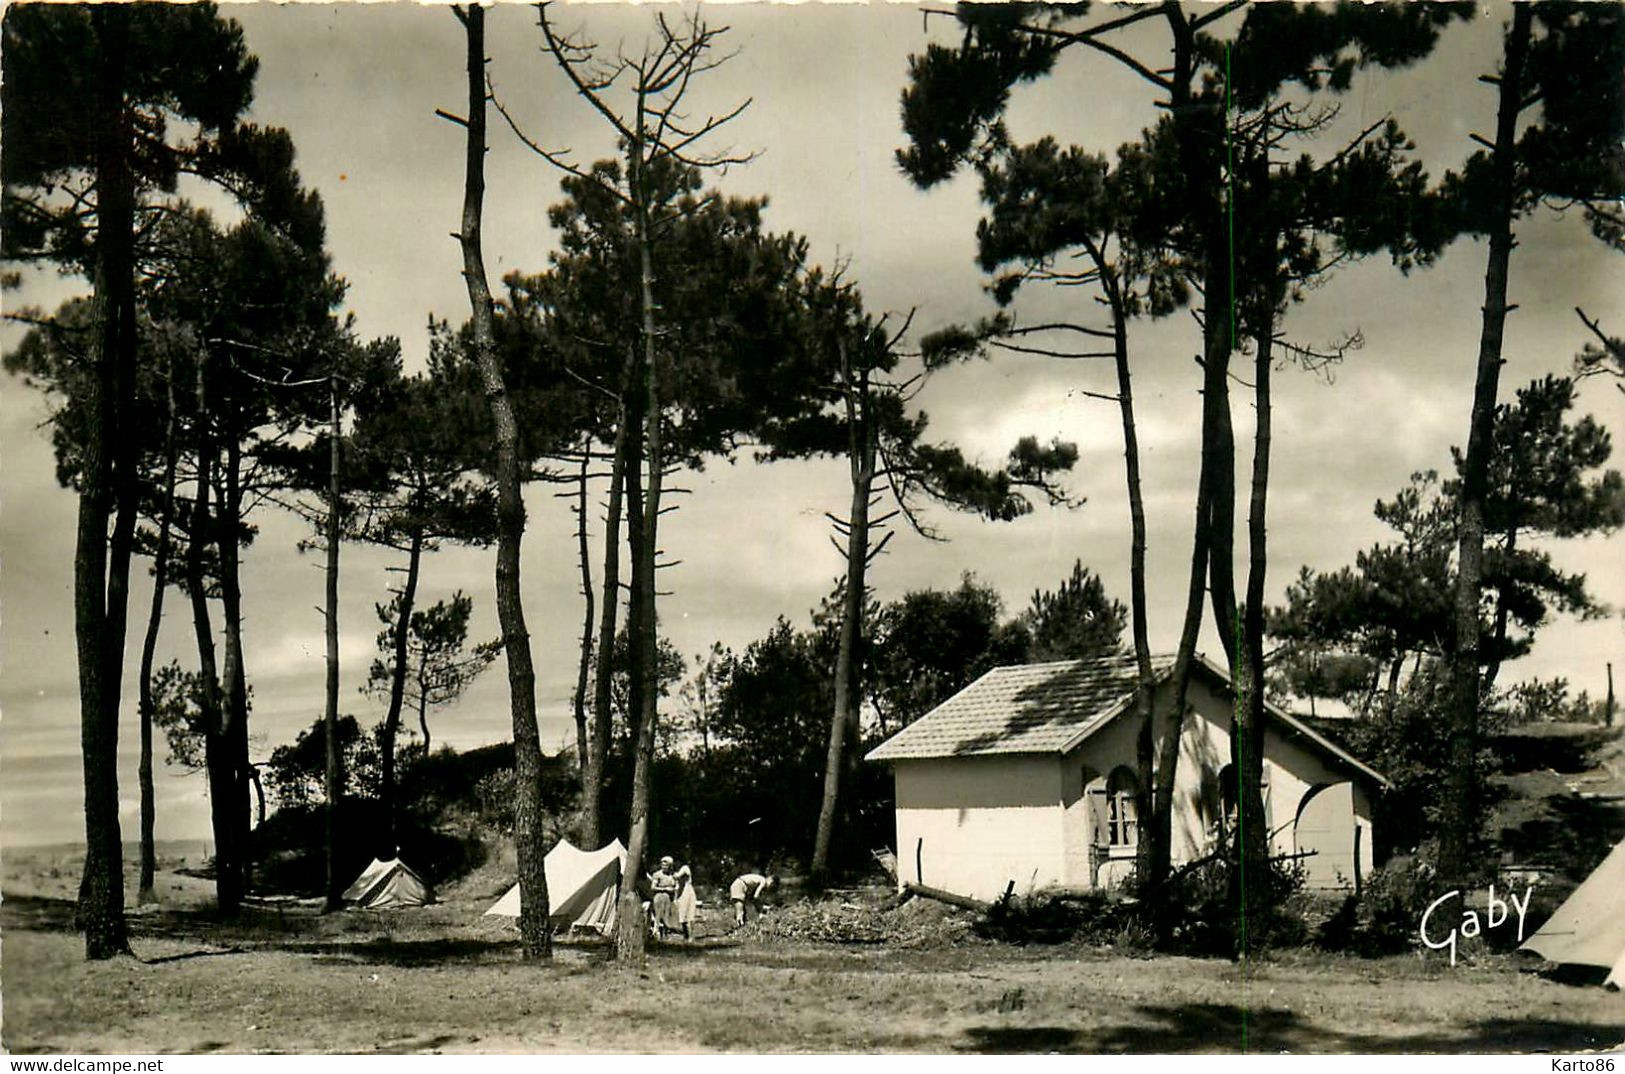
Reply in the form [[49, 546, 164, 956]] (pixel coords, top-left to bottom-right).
[[4, 2, 1622, 854]]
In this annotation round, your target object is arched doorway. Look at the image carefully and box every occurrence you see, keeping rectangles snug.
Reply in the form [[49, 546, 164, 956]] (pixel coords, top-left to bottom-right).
[[1294, 781, 1358, 889]]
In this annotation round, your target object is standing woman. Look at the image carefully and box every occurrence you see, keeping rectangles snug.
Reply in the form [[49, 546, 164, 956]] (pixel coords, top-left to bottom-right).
[[649, 856, 681, 939], [674, 861, 697, 940]]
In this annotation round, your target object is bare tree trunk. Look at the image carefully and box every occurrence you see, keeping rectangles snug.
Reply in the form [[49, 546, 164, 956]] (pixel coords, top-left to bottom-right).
[[136, 360, 180, 906], [812, 347, 874, 883], [584, 399, 628, 850], [616, 377, 650, 962], [380, 525, 424, 854], [453, 3, 550, 959], [1207, 386, 1240, 672], [323, 380, 344, 910], [416, 650, 433, 753], [1441, 3, 1530, 886], [77, 5, 136, 959], [1234, 315, 1275, 958], [219, 436, 252, 898], [1151, 7, 1226, 891], [1155, 477, 1215, 889], [617, 136, 664, 964], [1094, 257, 1158, 888], [184, 409, 235, 916], [572, 440, 594, 783]]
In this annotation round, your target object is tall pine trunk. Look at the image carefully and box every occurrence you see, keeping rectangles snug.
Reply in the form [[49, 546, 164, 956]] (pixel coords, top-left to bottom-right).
[[1441, 4, 1531, 886], [1093, 254, 1158, 888], [1151, 7, 1229, 892], [379, 525, 424, 855], [76, 4, 136, 959], [812, 347, 874, 883], [136, 360, 180, 906], [323, 381, 344, 909], [184, 414, 236, 915], [617, 140, 665, 964], [572, 440, 594, 783], [584, 395, 628, 850], [616, 378, 650, 961], [1234, 313, 1275, 958], [1208, 407, 1240, 668], [454, 3, 550, 959], [219, 436, 252, 898]]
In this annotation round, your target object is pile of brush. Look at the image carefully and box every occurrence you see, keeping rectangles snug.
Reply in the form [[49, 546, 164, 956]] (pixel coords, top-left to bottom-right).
[[742, 891, 977, 948]]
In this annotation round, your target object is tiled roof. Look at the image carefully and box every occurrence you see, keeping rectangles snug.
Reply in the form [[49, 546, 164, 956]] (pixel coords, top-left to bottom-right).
[[864, 652, 1388, 787], [865, 653, 1174, 761]]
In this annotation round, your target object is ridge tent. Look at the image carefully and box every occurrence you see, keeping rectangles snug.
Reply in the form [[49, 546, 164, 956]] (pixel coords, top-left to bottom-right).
[[484, 838, 626, 934], [1520, 838, 1625, 987], [342, 857, 433, 909]]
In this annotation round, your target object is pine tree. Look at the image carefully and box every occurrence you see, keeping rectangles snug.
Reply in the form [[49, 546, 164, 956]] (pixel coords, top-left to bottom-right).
[[1436, 2, 1625, 884]]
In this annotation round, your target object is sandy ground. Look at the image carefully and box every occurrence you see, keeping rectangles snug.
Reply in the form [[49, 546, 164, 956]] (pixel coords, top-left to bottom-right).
[[3, 846, 1623, 1055]]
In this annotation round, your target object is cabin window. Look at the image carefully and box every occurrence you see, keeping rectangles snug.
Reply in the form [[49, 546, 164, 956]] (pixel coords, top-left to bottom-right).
[[1106, 767, 1139, 847]]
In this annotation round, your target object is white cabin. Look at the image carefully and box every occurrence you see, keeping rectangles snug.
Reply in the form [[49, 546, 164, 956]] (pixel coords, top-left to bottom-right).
[[866, 653, 1386, 902]]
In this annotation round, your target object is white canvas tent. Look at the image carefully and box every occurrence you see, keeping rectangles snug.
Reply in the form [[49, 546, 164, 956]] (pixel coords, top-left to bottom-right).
[[1520, 838, 1625, 987], [484, 838, 626, 934], [342, 857, 433, 909]]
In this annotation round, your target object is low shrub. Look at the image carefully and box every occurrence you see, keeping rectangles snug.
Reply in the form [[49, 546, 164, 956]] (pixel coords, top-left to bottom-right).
[[1136, 852, 1307, 957], [1313, 854, 1442, 957], [971, 887, 1189, 950], [973, 890, 1131, 945]]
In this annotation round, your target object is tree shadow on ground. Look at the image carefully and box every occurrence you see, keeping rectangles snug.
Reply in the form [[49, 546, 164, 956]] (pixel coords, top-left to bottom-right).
[[1534, 964, 1611, 988], [956, 1002, 1625, 1054], [0, 893, 78, 932], [3, 889, 753, 969], [648, 936, 742, 958], [140, 947, 246, 965], [960, 1026, 1088, 1052], [0, 894, 252, 966], [279, 937, 520, 967]]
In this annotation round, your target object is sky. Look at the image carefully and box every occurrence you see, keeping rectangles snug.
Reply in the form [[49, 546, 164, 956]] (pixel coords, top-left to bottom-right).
[[2, 1, 1621, 850]]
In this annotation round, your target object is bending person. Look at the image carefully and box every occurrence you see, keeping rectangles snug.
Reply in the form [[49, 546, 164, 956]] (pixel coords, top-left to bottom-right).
[[729, 871, 776, 928]]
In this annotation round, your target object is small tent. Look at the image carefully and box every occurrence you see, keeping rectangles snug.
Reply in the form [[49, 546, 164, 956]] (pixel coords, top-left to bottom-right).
[[484, 838, 625, 934], [342, 857, 433, 909], [1520, 838, 1625, 987]]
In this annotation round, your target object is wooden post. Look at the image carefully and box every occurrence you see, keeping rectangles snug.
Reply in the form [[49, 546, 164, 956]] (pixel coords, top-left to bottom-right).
[[915, 837, 923, 886], [1353, 825, 1363, 897]]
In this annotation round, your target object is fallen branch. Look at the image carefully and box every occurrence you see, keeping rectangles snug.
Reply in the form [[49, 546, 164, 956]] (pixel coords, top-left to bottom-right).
[[903, 881, 991, 913]]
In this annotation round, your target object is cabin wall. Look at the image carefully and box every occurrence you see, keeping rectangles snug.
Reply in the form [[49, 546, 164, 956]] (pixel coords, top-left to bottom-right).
[[891, 754, 1065, 902], [1266, 728, 1377, 888]]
